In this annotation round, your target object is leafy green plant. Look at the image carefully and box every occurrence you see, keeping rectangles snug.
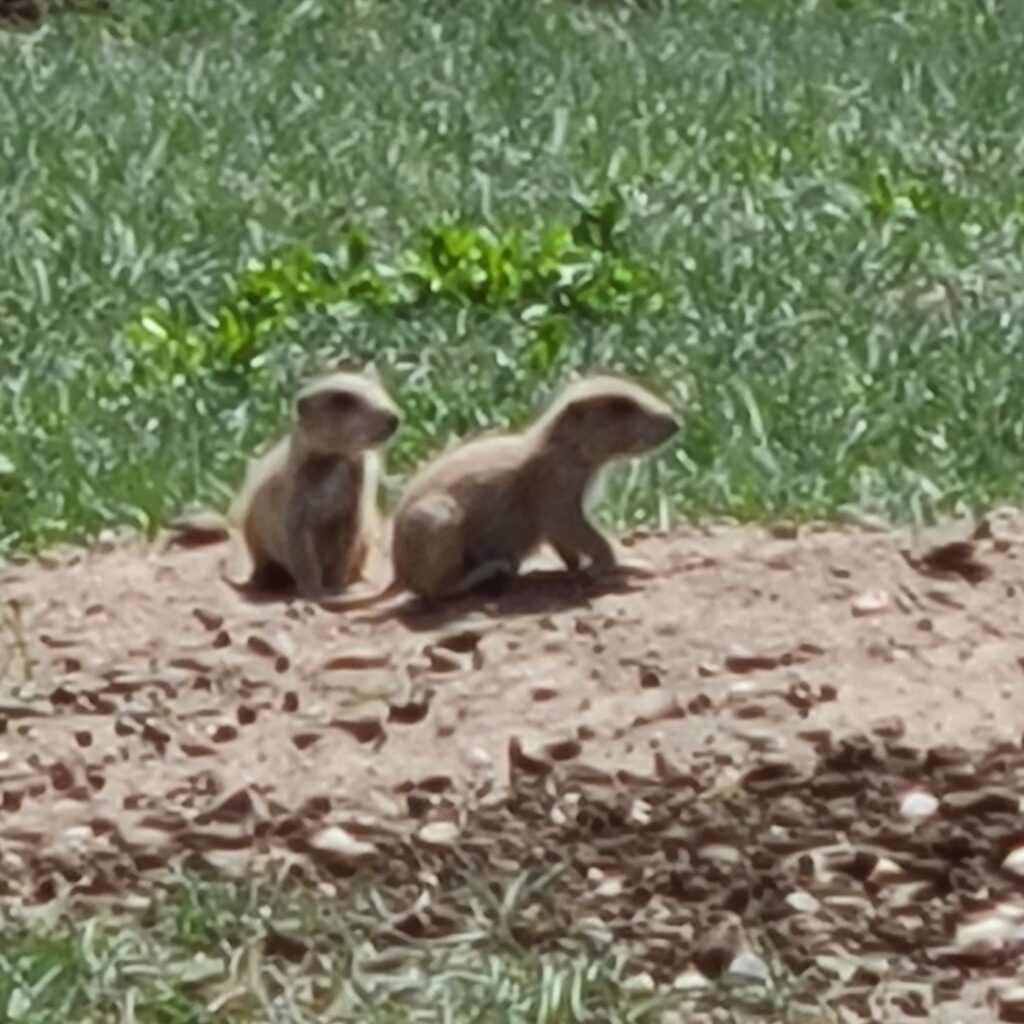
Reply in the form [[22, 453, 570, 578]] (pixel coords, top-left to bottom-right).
[[124, 201, 671, 379]]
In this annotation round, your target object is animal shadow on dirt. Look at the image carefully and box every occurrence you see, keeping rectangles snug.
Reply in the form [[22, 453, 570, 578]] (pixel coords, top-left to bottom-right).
[[221, 563, 302, 604], [219, 561, 647, 627], [363, 568, 646, 632]]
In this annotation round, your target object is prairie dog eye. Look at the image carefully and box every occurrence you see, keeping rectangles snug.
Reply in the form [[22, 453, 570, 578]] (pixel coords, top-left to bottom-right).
[[327, 391, 358, 414], [604, 396, 638, 417]]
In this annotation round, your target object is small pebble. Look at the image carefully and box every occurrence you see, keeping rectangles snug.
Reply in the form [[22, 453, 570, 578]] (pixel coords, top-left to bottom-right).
[[785, 891, 820, 914], [956, 913, 1015, 950], [311, 826, 376, 860], [627, 799, 653, 827], [899, 789, 939, 820], [593, 876, 624, 898], [851, 589, 890, 617], [1002, 845, 1024, 878], [698, 844, 741, 866], [672, 967, 710, 991], [418, 821, 460, 847], [726, 950, 772, 986], [464, 747, 492, 769]]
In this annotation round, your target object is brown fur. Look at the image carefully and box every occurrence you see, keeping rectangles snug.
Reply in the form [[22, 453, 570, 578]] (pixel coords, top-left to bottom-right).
[[328, 374, 677, 611], [228, 370, 399, 599]]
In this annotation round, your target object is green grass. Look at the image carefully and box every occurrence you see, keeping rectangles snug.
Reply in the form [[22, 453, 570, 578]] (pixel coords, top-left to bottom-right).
[[0, 856, 834, 1023], [3, 0, 1024, 556], [0, 871, 703, 1024]]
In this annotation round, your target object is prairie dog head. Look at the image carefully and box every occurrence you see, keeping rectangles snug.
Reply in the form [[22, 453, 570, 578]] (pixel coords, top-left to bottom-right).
[[538, 375, 679, 465], [294, 370, 400, 455]]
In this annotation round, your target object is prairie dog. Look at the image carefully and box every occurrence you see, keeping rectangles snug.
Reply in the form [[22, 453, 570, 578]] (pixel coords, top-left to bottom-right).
[[330, 374, 677, 610], [230, 370, 399, 598]]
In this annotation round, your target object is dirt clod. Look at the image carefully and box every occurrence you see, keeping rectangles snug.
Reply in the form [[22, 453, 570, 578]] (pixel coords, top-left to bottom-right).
[[322, 650, 391, 671]]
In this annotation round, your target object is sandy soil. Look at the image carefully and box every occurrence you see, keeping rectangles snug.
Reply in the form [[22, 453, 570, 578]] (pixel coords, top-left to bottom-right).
[[2, 516, 1023, 1020]]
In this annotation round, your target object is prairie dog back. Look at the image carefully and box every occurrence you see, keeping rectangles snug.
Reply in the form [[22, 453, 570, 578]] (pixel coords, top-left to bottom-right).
[[391, 374, 678, 600]]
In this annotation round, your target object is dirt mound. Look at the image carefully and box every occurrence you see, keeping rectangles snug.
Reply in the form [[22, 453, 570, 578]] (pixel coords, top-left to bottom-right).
[[2, 518, 1024, 1018]]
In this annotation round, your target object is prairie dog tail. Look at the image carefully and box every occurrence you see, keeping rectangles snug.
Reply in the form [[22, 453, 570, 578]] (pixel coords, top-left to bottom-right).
[[163, 510, 232, 550], [164, 509, 252, 590], [319, 577, 406, 614]]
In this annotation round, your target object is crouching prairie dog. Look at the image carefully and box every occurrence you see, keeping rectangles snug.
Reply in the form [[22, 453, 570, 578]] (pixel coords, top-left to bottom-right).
[[233, 369, 400, 598], [330, 374, 678, 610]]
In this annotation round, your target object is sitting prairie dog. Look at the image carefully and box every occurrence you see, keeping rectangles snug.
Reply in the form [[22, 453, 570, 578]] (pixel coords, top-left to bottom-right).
[[170, 369, 400, 599], [330, 374, 678, 610]]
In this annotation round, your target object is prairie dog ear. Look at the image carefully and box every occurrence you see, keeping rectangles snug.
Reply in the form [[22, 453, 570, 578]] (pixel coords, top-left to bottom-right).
[[331, 356, 380, 382], [600, 394, 639, 417]]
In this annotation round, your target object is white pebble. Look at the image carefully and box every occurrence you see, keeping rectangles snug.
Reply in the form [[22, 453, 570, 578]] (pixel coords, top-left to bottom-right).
[[726, 950, 772, 986], [1002, 845, 1024, 878], [627, 799, 653, 826], [698, 843, 741, 866], [418, 821, 460, 847], [672, 967, 710, 990], [465, 747, 492, 769], [956, 913, 1014, 950], [899, 789, 939, 820], [785, 891, 821, 914], [594, 876, 624, 898], [868, 856, 905, 883], [311, 826, 376, 859], [852, 589, 891, 616]]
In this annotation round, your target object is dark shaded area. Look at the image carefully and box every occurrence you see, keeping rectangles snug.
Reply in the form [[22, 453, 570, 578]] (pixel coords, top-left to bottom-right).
[[3, 727, 1022, 1019]]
